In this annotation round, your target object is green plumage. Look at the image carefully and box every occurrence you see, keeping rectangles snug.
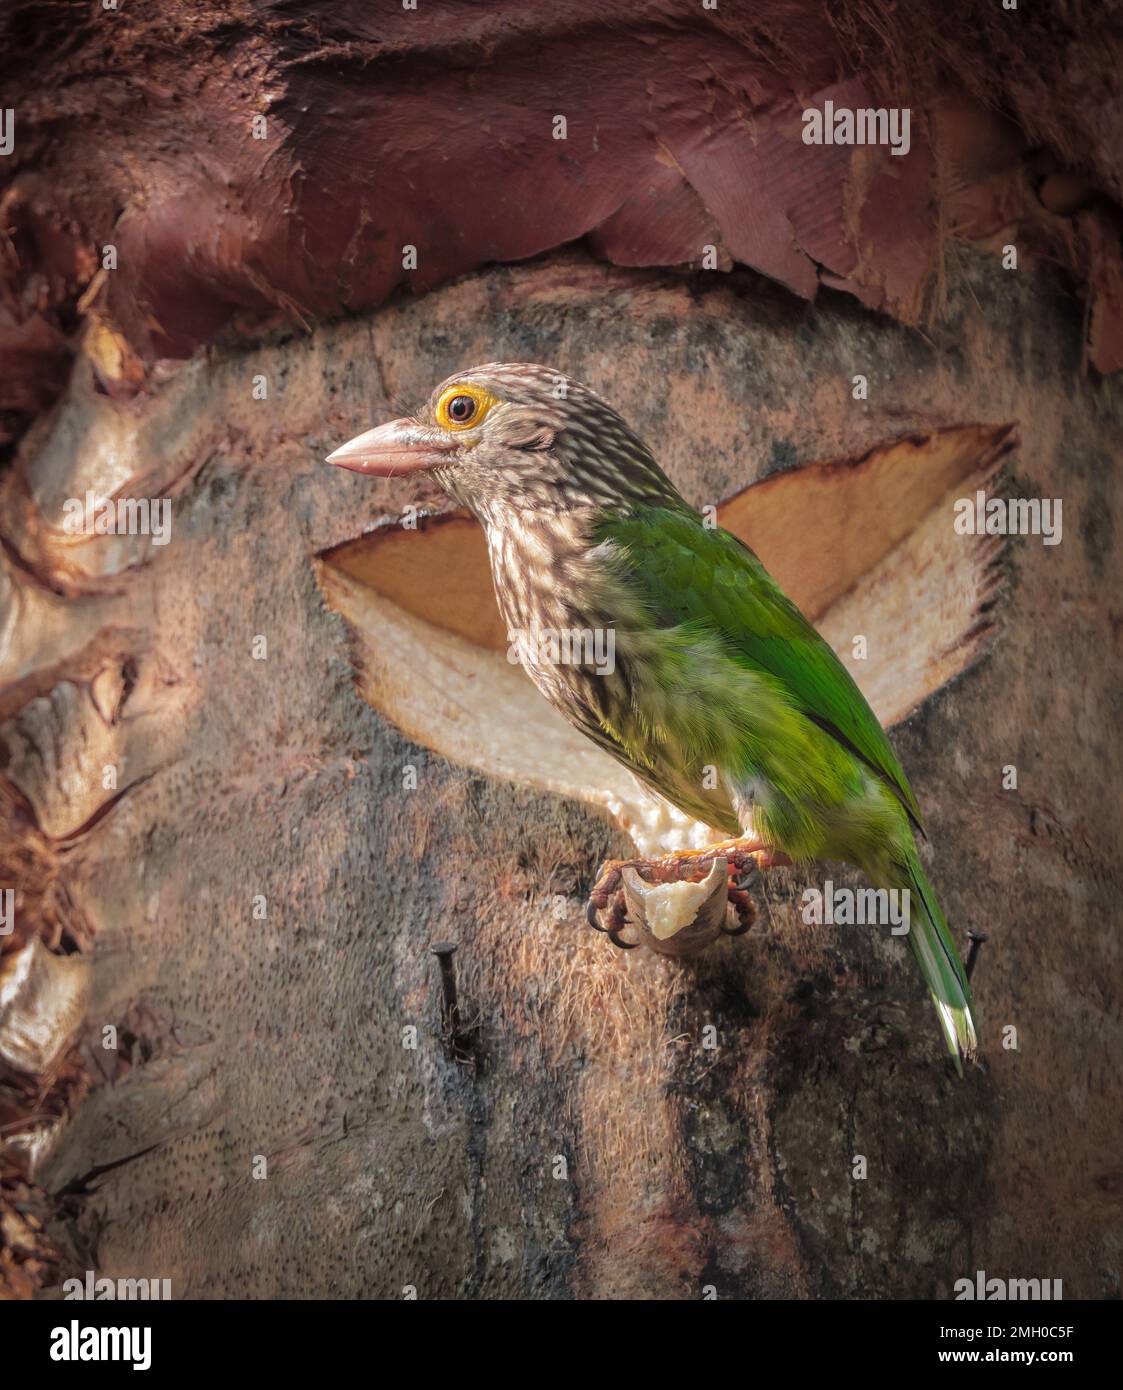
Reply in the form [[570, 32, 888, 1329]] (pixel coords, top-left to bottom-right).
[[584, 506, 977, 1071], [339, 360, 979, 1071], [596, 507, 923, 828]]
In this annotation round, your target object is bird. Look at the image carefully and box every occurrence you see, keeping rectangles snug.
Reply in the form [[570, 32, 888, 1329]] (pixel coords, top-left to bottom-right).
[[327, 363, 978, 1072]]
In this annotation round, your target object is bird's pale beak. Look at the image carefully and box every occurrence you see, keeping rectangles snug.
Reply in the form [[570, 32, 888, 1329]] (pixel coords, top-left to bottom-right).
[[325, 419, 455, 475]]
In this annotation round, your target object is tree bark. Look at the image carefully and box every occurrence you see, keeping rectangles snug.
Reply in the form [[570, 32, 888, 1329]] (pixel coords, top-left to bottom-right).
[[1, 0, 1121, 1301]]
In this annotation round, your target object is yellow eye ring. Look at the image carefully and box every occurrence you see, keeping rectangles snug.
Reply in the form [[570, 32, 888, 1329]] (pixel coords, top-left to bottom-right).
[[435, 382, 500, 432]]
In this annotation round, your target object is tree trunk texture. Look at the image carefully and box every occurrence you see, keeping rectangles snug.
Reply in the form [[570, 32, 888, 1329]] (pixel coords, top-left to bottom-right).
[[1, 0, 1121, 1301]]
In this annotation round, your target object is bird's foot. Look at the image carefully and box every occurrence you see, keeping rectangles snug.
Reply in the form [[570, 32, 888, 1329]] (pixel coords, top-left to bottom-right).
[[585, 839, 789, 957], [668, 835, 789, 868]]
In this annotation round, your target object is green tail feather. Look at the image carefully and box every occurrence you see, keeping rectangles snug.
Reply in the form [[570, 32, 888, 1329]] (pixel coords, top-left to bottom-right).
[[895, 855, 978, 1075]]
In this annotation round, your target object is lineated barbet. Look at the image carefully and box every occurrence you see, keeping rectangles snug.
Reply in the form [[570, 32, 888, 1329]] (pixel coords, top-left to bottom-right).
[[327, 364, 978, 1071]]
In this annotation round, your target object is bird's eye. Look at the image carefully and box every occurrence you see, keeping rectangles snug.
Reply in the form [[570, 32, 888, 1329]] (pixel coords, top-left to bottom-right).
[[435, 382, 500, 432]]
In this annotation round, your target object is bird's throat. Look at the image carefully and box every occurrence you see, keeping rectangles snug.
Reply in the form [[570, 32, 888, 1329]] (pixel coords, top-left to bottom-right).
[[483, 508, 603, 643]]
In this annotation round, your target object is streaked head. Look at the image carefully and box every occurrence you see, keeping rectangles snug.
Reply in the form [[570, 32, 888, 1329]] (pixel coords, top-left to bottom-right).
[[326, 362, 681, 519]]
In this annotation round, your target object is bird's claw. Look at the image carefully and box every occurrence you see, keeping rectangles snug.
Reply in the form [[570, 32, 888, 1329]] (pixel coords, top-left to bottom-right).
[[722, 886, 755, 936], [586, 884, 637, 948], [607, 922, 637, 950], [585, 847, 769, 954]]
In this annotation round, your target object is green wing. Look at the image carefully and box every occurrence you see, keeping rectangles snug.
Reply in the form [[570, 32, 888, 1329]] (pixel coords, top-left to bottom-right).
[[597, 506, 925, 832]]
